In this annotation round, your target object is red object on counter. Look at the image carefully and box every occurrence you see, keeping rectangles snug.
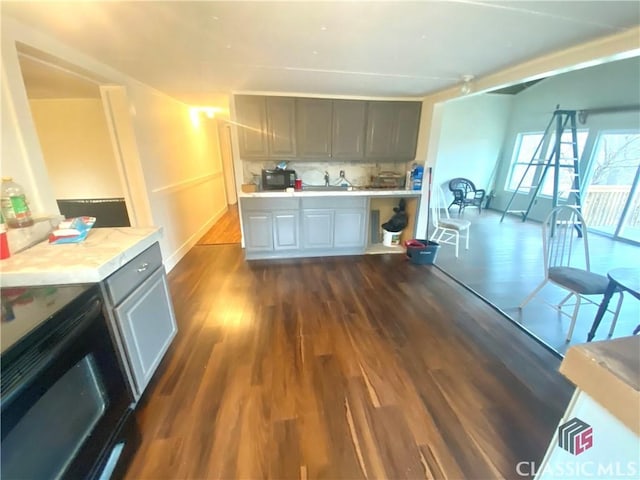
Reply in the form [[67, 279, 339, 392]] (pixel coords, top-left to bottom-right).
[[0, 225, 10, 259], [295, 178, 302, 191]]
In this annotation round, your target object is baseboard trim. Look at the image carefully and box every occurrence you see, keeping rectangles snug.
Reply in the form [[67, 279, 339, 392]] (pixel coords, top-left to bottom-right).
[[164, 205, 228, 272]]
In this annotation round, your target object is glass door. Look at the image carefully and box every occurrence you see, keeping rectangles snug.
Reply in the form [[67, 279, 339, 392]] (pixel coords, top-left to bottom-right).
[[583, 132, 640, 243]]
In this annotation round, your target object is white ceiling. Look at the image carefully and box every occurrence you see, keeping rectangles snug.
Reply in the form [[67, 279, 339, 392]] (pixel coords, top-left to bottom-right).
[[3, 1, 639, 104]]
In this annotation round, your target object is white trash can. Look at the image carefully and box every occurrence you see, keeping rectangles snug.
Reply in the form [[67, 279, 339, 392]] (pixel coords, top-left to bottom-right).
[[382, 229, 401, 247]]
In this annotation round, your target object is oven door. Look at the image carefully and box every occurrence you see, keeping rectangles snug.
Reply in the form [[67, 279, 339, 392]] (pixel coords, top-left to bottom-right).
[[1, 291, 134, 480]]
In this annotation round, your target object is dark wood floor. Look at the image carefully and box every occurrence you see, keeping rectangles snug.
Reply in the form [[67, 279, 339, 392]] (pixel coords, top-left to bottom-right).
[[125, 244, 573, 479], [435, 209, 640, 354], [198, 204, 241, 245]]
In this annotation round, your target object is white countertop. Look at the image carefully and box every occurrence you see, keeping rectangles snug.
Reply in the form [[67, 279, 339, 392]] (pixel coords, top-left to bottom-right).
[[239, 188, 422, 198], [0, 227, 162, 287]]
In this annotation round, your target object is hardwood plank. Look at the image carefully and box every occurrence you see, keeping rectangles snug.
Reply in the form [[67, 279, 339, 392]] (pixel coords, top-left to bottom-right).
[[125, 244, 573, 479]]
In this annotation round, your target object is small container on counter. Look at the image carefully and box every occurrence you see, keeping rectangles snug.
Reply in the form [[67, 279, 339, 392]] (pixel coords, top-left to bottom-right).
[[1, 177, 34, 228]]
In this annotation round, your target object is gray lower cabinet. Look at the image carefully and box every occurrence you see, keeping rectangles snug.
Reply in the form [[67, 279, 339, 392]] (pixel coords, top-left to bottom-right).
[[274, 211, 300, 250], [244, 211, 274, 251], [302, 210, 334, 249], [242, 198, 300, 257], [334, 209, 366, 248], [114, 268, 176, 396], [242, 197, 367, 259], [301, 197, 367, 252], [102, 242, 177, 400]]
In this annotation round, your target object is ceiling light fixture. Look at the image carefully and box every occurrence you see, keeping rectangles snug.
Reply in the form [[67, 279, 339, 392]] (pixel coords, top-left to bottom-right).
[[189, 107, 223, 128], [320, 25, 327, 31], [460, 75, 475, 95]]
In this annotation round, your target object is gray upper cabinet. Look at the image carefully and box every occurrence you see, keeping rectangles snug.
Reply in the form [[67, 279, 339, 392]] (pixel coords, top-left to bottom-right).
[[235, 95, 268, 159], [365, 102, 397, 158], [267, 97, 297, 158], [235, 95, 420, 161], [365, 101, 422, 160], [297, 98, 332, 159], [393, 102, 422, 159], [332, 100, 367, 160]]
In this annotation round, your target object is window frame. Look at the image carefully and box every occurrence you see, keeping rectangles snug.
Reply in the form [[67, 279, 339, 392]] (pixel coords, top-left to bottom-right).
[[504, 129, 589, 199]]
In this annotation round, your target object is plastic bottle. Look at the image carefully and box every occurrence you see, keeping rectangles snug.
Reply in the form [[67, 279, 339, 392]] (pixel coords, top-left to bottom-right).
[[412, 165, 424, 191], [1, 177, 34, 228]]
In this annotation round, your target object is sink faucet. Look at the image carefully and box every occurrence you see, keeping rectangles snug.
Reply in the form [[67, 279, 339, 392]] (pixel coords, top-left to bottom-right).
[[324, 171, 330, 186]]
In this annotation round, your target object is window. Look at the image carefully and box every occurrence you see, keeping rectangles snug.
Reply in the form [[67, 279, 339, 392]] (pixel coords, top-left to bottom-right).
[[505, 130, 588, 199], [583, 131, 640, 242], [505, 133, 545, 192]]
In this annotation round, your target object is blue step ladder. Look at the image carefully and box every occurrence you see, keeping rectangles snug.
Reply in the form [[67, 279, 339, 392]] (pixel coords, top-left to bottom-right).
[[500, 107, 583, 224]]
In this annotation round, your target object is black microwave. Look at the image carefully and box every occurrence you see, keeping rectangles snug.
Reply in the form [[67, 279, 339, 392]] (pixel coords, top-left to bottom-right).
[[262, 169, 296, 190]]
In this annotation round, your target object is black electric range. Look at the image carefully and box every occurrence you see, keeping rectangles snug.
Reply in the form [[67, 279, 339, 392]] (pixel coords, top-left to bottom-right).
[[1, 283, 140, 479]]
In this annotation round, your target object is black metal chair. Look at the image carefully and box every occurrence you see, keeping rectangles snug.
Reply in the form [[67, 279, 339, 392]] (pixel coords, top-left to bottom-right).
[[448, 178, 486, 214]]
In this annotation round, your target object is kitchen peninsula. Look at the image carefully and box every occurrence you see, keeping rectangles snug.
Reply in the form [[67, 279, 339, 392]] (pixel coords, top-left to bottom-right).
[[239, 188, 422, 260], [0, 227, 177, 400]]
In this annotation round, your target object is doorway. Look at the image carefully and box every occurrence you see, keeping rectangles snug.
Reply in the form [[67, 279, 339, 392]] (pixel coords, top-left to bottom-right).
[[17, 51, 132, 227], [197, 121, 241, 245]]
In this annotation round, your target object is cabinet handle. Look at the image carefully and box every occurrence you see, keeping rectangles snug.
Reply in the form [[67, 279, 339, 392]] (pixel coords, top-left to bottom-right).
[[137, 262, 149, 272]]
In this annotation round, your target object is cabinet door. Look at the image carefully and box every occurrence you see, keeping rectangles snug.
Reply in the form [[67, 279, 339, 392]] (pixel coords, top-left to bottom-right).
[[392, 102, 421, 159], [334, 209, 366, 248], [365, 101, 396, 158], [235, 95, 268, 158], [274, 210, 299, 250], [297, 98, 332, 159], [114, 268, 177, 396], [302, 209, 334, 249], [267, 97, 297, 157], [244, 211, 274, 251], [332, 100, 366, 160]]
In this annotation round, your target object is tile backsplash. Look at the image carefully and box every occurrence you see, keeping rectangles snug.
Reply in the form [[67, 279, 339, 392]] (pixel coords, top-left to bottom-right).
[[242, 160, 415, 188]]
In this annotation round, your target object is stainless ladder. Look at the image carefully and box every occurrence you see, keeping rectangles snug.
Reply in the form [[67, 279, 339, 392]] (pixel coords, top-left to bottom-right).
[[500, 108, 583, 223]]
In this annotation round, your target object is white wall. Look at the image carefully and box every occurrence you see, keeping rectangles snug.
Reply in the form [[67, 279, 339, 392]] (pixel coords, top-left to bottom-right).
[[492, 56, 640, 221], [1, 16, 229, 270], [431, 94, 513, 207], [29, 98, 123, 199]]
